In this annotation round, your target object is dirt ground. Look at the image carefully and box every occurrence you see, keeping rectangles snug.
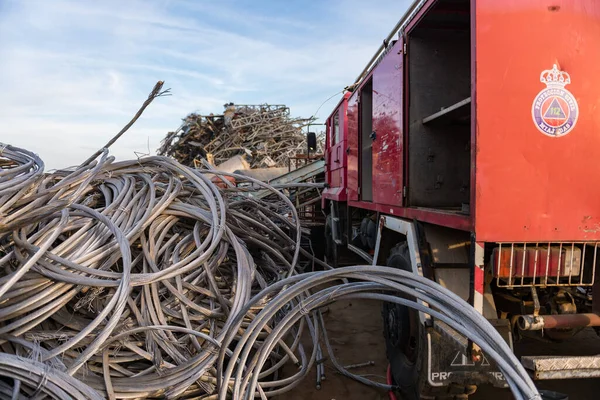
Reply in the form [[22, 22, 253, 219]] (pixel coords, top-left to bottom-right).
[[283, 299, 600, 400]]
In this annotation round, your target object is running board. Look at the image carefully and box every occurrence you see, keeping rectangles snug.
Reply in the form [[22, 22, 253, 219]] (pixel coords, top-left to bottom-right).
[[522, 355, 600, 380]]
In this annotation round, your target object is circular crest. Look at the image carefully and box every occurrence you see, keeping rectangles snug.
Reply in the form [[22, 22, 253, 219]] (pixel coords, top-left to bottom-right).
[[531, 65, 579, 137]]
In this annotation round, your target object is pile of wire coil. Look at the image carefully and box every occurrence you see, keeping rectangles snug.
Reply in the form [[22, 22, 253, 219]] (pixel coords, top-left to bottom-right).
[[0, 143, 540, 400]]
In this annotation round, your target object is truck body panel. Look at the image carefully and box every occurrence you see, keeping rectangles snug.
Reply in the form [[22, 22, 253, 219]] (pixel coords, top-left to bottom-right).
[[372, 39, 404, 207], [475, 0, 600, 242]]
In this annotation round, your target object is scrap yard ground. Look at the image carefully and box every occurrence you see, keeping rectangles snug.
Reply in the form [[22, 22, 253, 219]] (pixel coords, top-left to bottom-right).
[[284, 299, 600, 400]]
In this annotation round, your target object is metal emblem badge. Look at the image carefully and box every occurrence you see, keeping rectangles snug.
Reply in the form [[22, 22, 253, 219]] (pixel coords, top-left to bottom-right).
[[531, 64, 579, 137]]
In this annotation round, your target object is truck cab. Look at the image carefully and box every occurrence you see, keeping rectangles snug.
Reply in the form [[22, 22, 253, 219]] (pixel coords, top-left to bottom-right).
[[323, 92, 350, 205]]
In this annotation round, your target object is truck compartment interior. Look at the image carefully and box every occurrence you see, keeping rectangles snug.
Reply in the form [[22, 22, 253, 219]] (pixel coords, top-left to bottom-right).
[[407, 0, 471, 211]]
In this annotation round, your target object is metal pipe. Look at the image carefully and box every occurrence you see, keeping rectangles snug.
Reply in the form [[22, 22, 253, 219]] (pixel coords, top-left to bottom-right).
[[344, 360, 375, 370], [519, 313, 600, 331]]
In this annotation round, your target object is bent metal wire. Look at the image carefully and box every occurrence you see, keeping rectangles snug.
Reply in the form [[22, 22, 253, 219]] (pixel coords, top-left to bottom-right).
[[0, 144, 540, 400], [0, 74, 541, 400], [0, 143, 310, 398]]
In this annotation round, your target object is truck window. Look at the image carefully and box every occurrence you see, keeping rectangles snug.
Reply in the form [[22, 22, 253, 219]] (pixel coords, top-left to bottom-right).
[[332, 110, 340, 145]]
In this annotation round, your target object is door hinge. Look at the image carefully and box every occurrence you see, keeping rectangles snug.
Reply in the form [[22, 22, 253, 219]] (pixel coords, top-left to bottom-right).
[[403, 186, 407, 197], [403, 43, 407, 54], [358, 187, 361, 195]]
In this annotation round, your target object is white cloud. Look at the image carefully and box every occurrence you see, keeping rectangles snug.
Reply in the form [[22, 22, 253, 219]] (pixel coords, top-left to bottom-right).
[[0, 0, 410, 169]]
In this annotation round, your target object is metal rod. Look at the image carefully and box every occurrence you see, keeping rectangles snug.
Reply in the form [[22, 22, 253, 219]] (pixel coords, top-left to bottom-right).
[[519, 313, 600, 331], [343, 361, 375, 370]]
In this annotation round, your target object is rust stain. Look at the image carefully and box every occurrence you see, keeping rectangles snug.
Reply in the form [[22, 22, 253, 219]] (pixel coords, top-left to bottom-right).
[[581, 223, 600, 233]]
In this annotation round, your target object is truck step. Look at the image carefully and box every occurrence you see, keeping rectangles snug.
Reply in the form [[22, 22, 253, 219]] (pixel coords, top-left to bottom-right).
[[521, 355, 600, 380]]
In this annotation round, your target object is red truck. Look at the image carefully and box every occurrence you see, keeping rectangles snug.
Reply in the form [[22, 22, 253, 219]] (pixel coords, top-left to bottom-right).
[[322, 0, 600, 398]]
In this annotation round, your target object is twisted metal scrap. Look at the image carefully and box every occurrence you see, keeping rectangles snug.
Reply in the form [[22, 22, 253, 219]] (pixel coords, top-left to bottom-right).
[[157, 104, 321, 168], [0, 143, 541, 400], [0, 353, 104, 399], [0, 144, 309, 399]]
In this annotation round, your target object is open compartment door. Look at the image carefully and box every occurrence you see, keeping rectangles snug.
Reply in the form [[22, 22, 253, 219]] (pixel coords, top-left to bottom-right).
[[347, 91, 359, 202], [372, 39, 404, 207]]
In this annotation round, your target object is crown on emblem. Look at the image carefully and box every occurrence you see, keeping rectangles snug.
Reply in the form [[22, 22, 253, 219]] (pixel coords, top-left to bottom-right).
[[540, 64, 571, 88]]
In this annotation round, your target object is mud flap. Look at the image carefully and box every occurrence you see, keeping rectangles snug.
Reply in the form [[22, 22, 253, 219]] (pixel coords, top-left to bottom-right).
[[426, 329, 509, 389]]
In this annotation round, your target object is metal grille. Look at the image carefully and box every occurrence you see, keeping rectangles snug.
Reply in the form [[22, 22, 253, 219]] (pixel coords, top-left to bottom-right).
[[494, 242, 598, 288]]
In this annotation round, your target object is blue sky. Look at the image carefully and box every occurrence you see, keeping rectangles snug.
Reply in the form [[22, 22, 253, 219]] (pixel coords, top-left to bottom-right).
[[0, 0, 411, 169]]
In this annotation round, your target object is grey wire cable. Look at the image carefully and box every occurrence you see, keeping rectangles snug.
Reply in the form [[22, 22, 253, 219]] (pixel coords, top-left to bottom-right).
[[0, 142, 540, 400], [217, 267, 541, 400], [0, 144, 314, 398], [0, 353, 104, 399]]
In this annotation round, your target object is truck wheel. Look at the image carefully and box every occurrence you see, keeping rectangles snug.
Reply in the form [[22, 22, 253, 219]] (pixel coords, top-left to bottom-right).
[[382, 243, 426, 400], [383, 244, 476, 399], [325, 214, 337, 266]]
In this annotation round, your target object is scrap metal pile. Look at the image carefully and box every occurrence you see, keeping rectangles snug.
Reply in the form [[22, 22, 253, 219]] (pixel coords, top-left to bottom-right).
[[0, 145, 542, 400], [158, 104, 320, 169], [0, 143, 324, 399], [0, 83, 541, 400]]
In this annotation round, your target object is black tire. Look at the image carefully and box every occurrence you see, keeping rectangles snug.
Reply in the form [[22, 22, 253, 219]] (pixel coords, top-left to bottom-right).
[[325, 214, 337, 267], [382, 243, 427, 400], [383, 244, 475, 400]]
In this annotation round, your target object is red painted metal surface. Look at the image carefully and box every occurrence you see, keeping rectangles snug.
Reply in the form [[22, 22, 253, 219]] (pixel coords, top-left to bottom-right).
[[326, 0, 600, 241], [372, 39, 404, 207], [474, 265, 484, 293], [347, 92, 359, 202], [348, 199, 471, 231], [324, 118, 332, 193], [331, 0, 474, 231], [475, 0, 600, 242], [323, 93, 350, 204]]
